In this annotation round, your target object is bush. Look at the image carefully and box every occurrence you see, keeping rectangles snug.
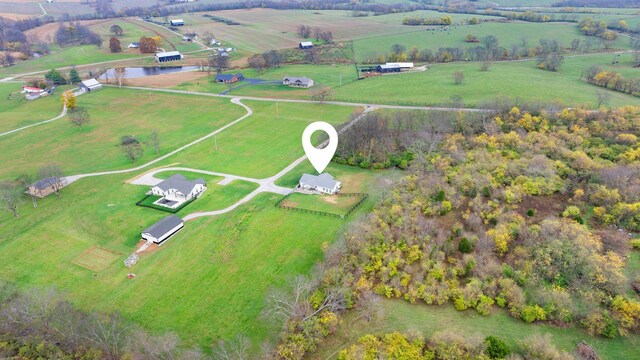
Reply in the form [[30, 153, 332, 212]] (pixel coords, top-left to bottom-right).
[[526, 208, 536, 217], [485, 336, 510, 359], [630, 239, 640, 250], [521, 304, 547, 323], [458, 237, 474, 253]]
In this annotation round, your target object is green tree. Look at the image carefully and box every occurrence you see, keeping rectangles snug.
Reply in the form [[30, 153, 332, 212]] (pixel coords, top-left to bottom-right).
[[69, 68, 81, 84], [44, 69, 66, 85], [485, 336, 510, 359]]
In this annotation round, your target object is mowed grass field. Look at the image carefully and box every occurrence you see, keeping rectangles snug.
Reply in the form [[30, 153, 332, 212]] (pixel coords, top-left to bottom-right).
[[0, 87, 245, 180], [353, 21, 632, 62], [311, 299, 640, 360], [332, 53, 640, 108], [0, 160, 381, 353], [281, 193, 363, 216], [0, 83, 66, 133], [163, 100, 359, 178]]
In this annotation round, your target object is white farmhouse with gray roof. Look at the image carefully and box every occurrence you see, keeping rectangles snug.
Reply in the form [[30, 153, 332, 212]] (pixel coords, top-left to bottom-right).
[[282, 76, 314, 88], [141, 215, 184, 245], [151, 174, 207, 202], [299, 173, 341, 194]]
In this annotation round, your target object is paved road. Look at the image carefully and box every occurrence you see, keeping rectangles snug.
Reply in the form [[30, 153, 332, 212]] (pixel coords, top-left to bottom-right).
[[62, 98, 253, 184]]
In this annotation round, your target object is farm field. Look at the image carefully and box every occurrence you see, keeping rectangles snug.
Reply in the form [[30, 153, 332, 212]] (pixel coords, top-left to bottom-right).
[[163, 100, 359, 178], [311, 299, 640, 360], [0, 87, 245, 180], [0, 82, 66, 133], [353, 21, 632, 62], [332, 53, 640, 108]]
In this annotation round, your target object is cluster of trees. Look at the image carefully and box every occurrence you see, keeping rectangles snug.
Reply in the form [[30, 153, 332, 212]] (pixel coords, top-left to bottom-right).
[[552, 0, 640, 8], [578, 18, 618, 44], [0, 282, 212, 359], [0, 16, 51, 63], [367, 37, 573, 70], [119, 131, 160, 162], [273, 105, 640, 358], [0, 164, 63, 218], [296, 24, 333, 44], [402, 15, 452, 26], [338, 331, 584, 360], [584, 66, 640, 97], [54, 22, 102, 48]]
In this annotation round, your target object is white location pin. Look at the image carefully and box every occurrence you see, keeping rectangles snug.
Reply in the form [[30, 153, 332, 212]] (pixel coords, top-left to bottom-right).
[[302, 121, 338, 174]]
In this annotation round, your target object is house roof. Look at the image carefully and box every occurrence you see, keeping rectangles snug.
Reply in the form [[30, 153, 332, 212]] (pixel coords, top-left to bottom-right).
[[32, 177, 58, 190], [154, 174, 205, 196], [300, 41, 313, 47], [156, 51, 182, 58], [378, 64, 401, 70], [283, 76, 313, 85], [81, 78, 101, 87], [171, 19, 184, 22], [129, 42, 139, 46], [300, 173, 339, 190], [142, 215, 183, 238], [385, 62, 414, 68], [215, 73, 243, 81], [23, 86, 43, 92]]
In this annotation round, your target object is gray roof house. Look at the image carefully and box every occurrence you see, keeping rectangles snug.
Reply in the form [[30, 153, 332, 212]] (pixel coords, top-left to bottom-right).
[[151, 174, 207, 201], [299, 173, 341, 194], [141, 215, 184, 245], [79, 78, 102, 92], [282, 76, 314, 88]]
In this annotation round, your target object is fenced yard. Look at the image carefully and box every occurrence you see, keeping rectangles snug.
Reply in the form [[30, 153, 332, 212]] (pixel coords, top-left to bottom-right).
[[136, 194, 196, 213], [276, 192, 368, 218]]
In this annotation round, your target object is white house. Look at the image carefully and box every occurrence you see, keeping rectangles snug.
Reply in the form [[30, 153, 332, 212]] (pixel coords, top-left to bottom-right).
[[299, 41, 313, 49], [141, 215, 184, 245], [22, 86, 43, 93], [170, 19, 184, 26], [299, 173, 341, 194], [282, 76, 314, 88], [79, 78, 102, 92], [128, 42, 139, 48], [151, 174, 207, 202]]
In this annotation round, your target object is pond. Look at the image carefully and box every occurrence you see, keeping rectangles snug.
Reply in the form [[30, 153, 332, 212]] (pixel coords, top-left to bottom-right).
[[99, 66, 200, 80]]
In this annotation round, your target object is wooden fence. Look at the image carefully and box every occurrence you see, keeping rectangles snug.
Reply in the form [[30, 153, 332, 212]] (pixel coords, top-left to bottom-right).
[[275, 192, 368, 219]]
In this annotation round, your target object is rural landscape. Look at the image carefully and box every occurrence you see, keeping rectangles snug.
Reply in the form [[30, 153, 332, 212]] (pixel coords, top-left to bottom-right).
[[1, 0, 640, 359]]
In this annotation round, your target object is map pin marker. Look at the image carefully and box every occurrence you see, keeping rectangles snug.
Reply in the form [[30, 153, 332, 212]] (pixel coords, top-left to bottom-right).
[[302, 121, 338, 174]]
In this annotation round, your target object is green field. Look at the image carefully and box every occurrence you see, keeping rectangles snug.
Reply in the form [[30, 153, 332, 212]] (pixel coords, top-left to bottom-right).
[[353, 21, 632, 62], [0, 87, 245, 180], [312, 299, 640, 360], [163, 100, 358, 178], [0, 83, 66, 133], [333, 53, 640, 108], [280, 192, 363, 216]]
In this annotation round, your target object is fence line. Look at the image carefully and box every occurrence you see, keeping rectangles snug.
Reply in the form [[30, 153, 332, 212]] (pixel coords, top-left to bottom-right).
[[275, 192, 369, 219], [136, 194, 195, 213]]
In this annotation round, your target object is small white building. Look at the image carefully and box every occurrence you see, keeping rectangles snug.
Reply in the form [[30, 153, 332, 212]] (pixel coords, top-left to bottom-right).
[[170, 19, 184, 26], [299, 173, 341, 194], [385, 62, 414, 69], [79, 79, 102, 92], [151, 174, 207, 202], [155, 51, 183, 63], [299, 41, 313, 49], [128, 42, 139, 48], [141, 215, 184, 245], [283, 76, 314, 88]]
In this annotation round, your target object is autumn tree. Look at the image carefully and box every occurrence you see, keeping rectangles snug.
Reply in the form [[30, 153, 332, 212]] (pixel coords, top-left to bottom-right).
[[113, 67, 126, 87], [311, 86, 334, 104], [61, 90, 77, 110], [109, 37, 121, 53], [138, 37, 157, 54], [69, 107, 90, 127], [296, 24, 311, 38], [0, 181, 21, 218], [109, 24, 123, 36]]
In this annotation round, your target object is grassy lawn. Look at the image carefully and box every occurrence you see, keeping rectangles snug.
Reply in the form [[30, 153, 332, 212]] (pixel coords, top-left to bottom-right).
[[162, 100, 359, 178], [311, 299, 640, 360], [0, 87, 245, 180], [332, 53, 640, 108], [0, 82, 66, 133], [0, 159, 381, 353], [280, 192, 364, 216]]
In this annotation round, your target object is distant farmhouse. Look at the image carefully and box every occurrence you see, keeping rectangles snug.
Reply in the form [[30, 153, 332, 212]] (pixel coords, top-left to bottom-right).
[[79, 79, 102, 92], [141, 215, 184, 245], [299, 41, 313, 49], [128, 42, 139, 48], [299, 173, 341, 195], [150, 174, 207, 209], [22, 86, 51, 100], [170, 19, 185, 26], [282, 76, 314, 88], [27, 176, 65, 198], [215, 73, 244, 84], [155, 51, 183, 63], [22, 86, 42, 93]]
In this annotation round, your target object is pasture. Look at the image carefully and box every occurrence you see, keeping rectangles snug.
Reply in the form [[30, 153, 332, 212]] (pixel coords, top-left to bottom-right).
[[280, 192, 364, 217], [0, 87, 245, 180], [332, 53, 640, 108], [0, 82, 66, 133], [163, 100, 359, 179], [311, 299, 640, 360]]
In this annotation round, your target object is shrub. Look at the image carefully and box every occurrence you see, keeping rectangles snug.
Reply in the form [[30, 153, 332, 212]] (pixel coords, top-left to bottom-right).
[[458, 237, 474, 253], [526, 208, 535, 217], [521, 304, 547, 323], [562, 206, 581, 218], [485, 336, 510, 359], [630, 239, 640, 251]]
